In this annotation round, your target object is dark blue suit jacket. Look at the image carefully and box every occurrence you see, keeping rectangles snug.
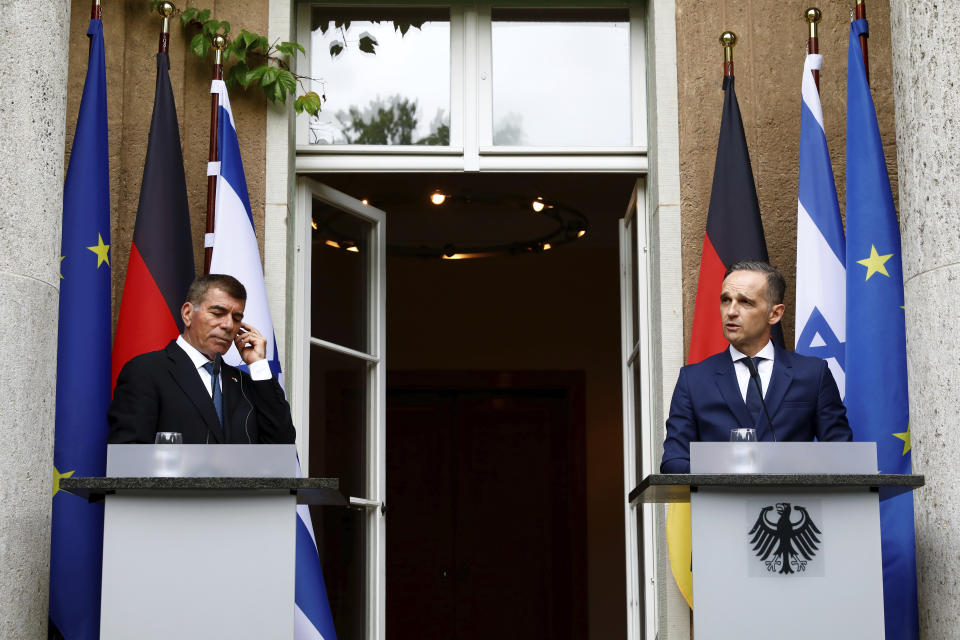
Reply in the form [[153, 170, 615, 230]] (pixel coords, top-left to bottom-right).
[[660, 345, 852, 473]]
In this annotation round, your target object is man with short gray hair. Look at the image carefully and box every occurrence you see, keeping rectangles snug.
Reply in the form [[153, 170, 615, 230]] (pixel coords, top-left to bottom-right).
[[108, 274, 296, 445], [660, 261, 851, 473]]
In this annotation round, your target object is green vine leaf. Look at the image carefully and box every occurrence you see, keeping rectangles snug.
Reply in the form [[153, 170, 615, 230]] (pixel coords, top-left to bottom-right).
[[358, 32, 378, 55], [294, 91, 323, 116], [260, 67, 279, 86], [180, 7, 197, 24], [226, 61, 249, 90], [190, 32, 208, 59]]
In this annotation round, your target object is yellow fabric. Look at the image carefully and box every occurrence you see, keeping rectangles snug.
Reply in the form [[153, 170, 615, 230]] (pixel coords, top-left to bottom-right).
[[666, 502, 693, 608]]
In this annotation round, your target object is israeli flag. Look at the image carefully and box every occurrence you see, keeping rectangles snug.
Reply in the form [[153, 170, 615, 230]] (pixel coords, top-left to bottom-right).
[[209, 80, 338, 640], [794, 54, 846, 396]]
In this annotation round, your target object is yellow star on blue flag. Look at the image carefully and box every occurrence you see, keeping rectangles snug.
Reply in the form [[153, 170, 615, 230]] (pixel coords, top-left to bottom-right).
[[856, 244, 892, 280], [86, 233, 110, 268], [892, 424, 911, 456], [53, 466, 75, 497]]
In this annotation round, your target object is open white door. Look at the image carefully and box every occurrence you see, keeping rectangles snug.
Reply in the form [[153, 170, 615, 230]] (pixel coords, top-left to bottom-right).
[[293, 178, 387, 640], [619, 179, 658, 639]]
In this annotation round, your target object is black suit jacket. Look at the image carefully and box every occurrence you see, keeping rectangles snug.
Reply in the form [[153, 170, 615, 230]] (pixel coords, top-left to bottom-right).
[[108, 340, 296, 445], [660, 344, 852, 473]]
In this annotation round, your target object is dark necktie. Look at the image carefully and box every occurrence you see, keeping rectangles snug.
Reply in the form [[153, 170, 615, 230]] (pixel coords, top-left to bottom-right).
[[742, 356, 765, 429], [202, 360, 223, 426]]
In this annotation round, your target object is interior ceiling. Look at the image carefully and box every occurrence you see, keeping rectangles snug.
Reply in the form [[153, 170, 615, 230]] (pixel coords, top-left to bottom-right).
[[316, 173, 639, 253]]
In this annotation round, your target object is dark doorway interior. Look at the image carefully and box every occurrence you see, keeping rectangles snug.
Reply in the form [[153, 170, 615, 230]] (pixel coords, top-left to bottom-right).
[[386, 372, 587, 640]]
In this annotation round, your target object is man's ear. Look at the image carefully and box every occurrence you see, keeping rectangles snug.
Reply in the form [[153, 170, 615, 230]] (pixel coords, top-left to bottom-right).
[[181, 302, 194, 329], [768, 303, 786, 325]]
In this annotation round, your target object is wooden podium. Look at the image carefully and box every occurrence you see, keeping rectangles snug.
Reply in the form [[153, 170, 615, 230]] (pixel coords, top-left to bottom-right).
[[61, 444, 345, 640], [630, 442, 923, 640]]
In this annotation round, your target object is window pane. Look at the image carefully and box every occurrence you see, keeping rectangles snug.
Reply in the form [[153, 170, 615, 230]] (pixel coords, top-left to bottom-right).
[[311, 198, 371, 353], [309, 346, 369, 500], [632, 361, 644, 475], [308, 8, 450, 145], [309, 505, 368, 640], [634, 505, 648, 632], [491, 11, 631, 146], [630, 216, 640, 347]]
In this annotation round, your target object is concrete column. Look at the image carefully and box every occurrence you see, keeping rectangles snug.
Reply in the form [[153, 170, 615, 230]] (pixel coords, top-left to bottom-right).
[[889, 1, 960, 636], [0, 1, 71, 636]]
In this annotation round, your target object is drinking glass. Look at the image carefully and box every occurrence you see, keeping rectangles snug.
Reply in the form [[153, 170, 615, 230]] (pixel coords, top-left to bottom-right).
[[729, 428, 757, 442], [155, 432, 183, 445]]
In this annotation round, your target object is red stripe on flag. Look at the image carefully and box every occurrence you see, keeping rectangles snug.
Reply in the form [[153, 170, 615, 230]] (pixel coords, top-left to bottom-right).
[[688, 234, 728, 364], [112, 243, 181, 389]]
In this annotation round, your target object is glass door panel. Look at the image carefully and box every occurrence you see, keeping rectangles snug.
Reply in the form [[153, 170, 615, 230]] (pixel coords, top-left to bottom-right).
[[297, 178, 386, 640]]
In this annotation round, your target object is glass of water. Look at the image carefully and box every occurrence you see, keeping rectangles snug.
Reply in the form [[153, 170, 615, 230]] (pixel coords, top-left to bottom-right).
[[729, 428, 757, 442]]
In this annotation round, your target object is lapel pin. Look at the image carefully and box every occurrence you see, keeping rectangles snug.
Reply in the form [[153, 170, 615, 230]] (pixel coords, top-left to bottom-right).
[[231, 377, 238, 383]]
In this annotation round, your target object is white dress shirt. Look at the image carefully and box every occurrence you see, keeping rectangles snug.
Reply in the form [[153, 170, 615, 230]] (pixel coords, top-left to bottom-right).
[[729, 340, 775, 401], [176, 335, 271, 397]]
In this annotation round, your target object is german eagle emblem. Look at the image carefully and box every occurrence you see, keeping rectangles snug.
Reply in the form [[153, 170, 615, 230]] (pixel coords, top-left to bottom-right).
[[748, 503, 821, 574]]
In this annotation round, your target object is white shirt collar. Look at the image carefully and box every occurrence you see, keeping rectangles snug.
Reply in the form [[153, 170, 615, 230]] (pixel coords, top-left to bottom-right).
[[176, 335, 214, 369], [728, 339, 776, 363]]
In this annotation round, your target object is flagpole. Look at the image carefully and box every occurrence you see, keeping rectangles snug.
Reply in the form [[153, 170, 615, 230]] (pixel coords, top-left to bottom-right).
[[805, 8, 821, 92], [157, 1, 173, 55], [721, 31, 736, 78], [92, 0, 101, 20], [204, 35, 227, 275], [855, 0, 870, 87]]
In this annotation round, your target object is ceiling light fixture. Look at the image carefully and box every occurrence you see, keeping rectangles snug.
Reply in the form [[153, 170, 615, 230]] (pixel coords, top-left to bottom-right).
[[430, 191, 447, 206]]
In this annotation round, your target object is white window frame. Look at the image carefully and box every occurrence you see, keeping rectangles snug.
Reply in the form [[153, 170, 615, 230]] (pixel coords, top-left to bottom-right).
[[293, 178, 387, 640], [620, 179, 659, 639], [294, 2, 648, 174], [280, 5, 670, 640]]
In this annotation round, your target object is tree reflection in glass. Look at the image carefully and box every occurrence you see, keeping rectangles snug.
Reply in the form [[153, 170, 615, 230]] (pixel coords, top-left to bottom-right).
[[309, 8, 451, 146]]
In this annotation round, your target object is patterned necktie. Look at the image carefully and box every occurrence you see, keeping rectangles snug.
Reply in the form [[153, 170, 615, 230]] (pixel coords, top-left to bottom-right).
[[742, 356, 765, 429], [202, 360, 223, 426]]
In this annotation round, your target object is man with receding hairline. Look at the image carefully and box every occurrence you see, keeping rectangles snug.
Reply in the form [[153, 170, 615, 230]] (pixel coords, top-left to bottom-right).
[[108, 273, 296, 445], [660, 261, 851, 474]]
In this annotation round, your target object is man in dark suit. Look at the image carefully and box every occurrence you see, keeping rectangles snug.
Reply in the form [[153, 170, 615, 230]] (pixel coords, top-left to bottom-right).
[[108, 274, 296, 445], [660, 261, 851, 473]]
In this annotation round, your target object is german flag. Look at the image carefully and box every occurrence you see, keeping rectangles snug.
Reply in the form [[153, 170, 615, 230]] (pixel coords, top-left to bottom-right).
[[689, 75, 780, 364], [112, 52, 194, 385]]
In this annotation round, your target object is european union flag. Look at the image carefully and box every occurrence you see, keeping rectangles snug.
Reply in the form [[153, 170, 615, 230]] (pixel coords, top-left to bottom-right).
[[50, 17, 111, 639], [845, 18, 919, 640]]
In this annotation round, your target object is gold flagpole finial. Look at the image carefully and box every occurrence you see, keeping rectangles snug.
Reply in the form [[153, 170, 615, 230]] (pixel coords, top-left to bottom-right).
[[211, 34, 227, 66], [805, 8, 822, 39], [158, 1, 175, 34], [720, 31, 737, 59]]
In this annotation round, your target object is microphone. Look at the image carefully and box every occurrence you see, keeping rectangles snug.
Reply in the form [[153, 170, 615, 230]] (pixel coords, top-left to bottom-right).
[[743, 357, 778, 442], [212, 357, 221, 376]]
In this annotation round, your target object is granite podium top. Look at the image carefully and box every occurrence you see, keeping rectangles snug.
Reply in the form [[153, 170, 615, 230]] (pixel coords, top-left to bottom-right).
[[60, 476, 346, 506], [629, 473, 925, 505]]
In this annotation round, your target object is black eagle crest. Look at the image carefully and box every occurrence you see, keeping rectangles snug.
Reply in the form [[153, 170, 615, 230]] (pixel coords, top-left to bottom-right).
[[748, 503, 821, 574]]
